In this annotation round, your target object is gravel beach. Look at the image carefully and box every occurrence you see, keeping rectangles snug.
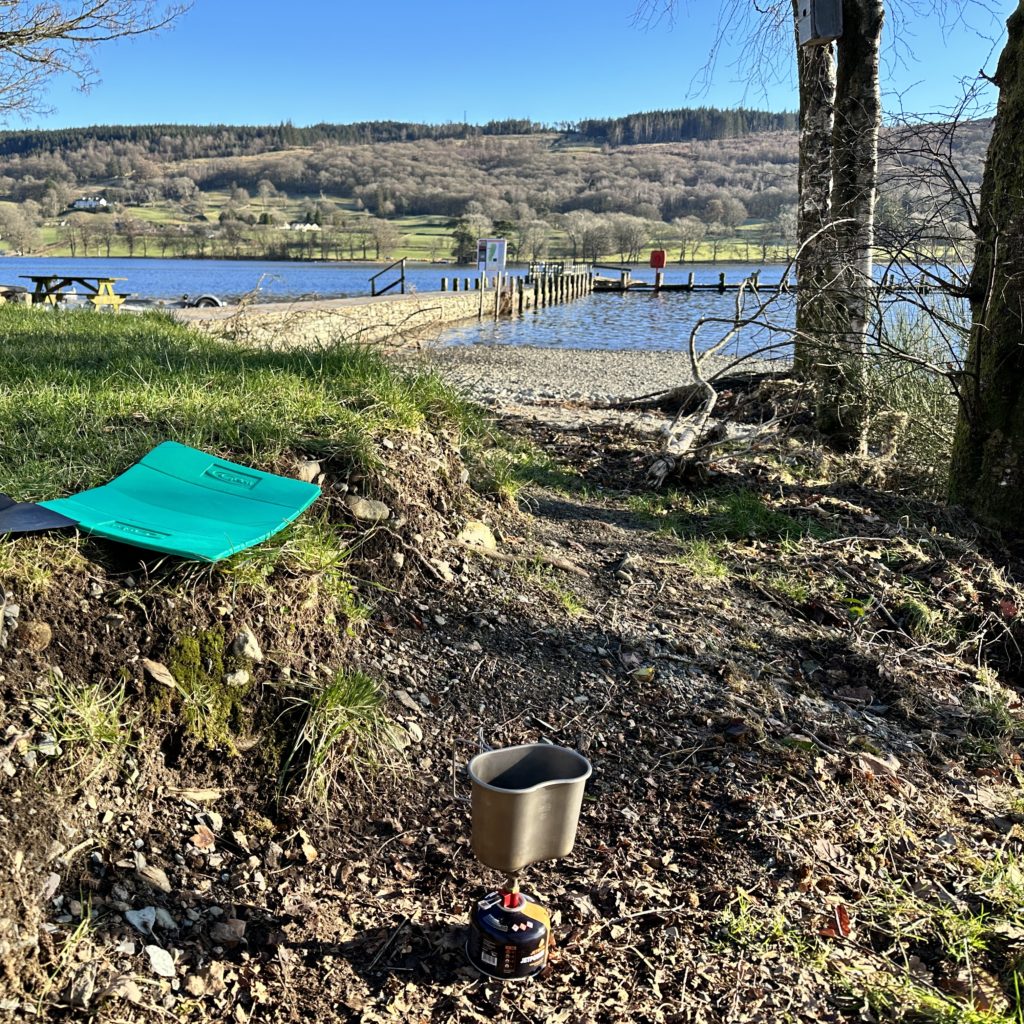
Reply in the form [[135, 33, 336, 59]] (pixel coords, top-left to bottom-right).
[[409, 343, 787, 406]]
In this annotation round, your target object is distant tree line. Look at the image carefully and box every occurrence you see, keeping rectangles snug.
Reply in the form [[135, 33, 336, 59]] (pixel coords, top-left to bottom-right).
[[0, 105, 798, 161], [575, 107, 798, 146]]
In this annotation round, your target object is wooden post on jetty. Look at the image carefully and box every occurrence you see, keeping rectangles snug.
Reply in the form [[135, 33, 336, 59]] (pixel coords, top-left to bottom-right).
[[718, 272, 726, 293], [441, 278, 448, 292], [687, 272, 694, 291], [655, 270, 664, 293]]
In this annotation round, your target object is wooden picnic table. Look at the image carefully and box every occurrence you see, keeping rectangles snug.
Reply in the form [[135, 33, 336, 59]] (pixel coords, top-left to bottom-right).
[[19, 274, 129, 312]]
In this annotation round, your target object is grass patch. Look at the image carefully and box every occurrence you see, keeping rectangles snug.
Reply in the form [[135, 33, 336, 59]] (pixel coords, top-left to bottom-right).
[[671, 538, 730, 582], [629, 487, 830, 542], [865, 310, 963, 499], [853, 970, 1019, 1024], [279, 670, 399, 807], [469, 437, 582, 507], [0, 307, 482, 502], [34, 673, 132, 776], [218, 517, 370, 628], [0, 307, 484, 600]]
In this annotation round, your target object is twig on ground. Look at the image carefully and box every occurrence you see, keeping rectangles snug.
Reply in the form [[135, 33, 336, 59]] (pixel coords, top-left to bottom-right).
[[367, 915, 410, 973], [456, 541, 589, 578]]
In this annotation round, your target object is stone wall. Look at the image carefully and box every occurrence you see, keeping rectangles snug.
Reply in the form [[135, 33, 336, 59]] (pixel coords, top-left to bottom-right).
[[174, 290, 503, 349]]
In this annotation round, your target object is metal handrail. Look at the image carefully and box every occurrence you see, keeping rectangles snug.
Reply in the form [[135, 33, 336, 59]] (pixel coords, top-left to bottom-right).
[[369, 257, 406, 296]]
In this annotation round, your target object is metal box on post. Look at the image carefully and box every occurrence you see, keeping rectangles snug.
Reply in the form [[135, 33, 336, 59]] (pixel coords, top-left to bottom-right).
[[797, 0, 842, 46]]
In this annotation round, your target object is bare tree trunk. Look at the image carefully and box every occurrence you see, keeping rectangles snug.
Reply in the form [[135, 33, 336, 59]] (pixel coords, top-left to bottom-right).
[[819, 0, 884, 450], [791, 0, 837, 377], [948, 1, 1024, 530]]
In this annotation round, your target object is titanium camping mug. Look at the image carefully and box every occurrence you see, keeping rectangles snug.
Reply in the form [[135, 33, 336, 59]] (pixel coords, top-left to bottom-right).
[[467, 743, 592, 874]]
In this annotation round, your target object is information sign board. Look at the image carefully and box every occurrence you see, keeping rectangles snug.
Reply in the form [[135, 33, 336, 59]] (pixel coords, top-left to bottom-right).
[[477, 238, 508, 273]]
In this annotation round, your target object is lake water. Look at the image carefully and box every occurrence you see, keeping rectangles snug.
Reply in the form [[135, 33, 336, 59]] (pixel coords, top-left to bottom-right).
[[0, 255, 798, 354], [0, 256, 455, 302], [1, 256, 948, 357]]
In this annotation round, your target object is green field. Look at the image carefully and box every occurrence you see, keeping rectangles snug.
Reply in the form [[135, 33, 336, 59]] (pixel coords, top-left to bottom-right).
[[1, 195, 792, 265]]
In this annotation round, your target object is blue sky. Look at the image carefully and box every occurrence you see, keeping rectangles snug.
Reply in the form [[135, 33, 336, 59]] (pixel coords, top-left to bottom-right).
[[19, 1, 1011, 130]]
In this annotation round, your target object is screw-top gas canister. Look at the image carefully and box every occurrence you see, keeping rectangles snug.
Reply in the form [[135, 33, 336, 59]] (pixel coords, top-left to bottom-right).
[[466, 889, 551, 980]]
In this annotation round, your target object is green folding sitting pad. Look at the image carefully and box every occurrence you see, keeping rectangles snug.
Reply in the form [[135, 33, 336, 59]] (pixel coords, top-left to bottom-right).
[[39, 442, 320, 562]]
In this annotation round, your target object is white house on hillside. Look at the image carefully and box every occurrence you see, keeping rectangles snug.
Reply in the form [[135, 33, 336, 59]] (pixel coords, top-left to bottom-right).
[[71, 197, 108, 211]]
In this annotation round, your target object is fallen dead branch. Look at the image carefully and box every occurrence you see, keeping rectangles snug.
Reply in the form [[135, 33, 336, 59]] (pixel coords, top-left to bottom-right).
[[456, 540, 589, 578]]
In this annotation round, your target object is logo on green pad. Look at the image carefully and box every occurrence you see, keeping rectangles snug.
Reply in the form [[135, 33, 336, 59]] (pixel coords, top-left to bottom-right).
[[204, 466, 260, 490], [115, 522, 171, 539]]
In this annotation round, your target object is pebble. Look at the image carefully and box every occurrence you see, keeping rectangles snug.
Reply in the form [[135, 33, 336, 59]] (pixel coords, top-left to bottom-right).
[[232, 627, 263, 662], [36, 734, 59, 757], [145, 944, 176, 978], [406, 721, 424, 744], [224, 669, 250, 687], [343, 494, 391, 522], [457, 520, 497, 550], [125, 907, 156, 935], [393, 689, 421, 714], [18, 621, 52, 653], [155, 908, 178, 931]]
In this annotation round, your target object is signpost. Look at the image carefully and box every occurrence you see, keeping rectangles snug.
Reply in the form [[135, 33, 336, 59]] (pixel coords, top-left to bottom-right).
[[477, 238, 507, 282], [478, 238, 508, 319]]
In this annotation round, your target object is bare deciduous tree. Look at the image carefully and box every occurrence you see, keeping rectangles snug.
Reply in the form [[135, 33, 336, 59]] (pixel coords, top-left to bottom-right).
[[0, 2, 190, 119]]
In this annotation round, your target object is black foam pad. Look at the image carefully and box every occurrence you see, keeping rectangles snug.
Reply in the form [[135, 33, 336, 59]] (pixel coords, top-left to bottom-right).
[[0, 494, 78, 534]]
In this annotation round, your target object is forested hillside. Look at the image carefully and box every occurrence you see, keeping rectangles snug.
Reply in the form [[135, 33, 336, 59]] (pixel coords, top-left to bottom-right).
[[0, 108, 990, 263]]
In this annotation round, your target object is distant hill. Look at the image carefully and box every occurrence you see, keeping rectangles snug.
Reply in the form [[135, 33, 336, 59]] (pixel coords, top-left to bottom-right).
[[0, 105, 798, 160]]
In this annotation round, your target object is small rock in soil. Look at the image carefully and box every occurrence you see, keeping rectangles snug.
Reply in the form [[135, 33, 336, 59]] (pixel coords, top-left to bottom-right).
[[224, 669, 250, 687], [37, 734, 59, 756], [457, 520, 497, 550], [394, 689, 420, 713], [145, 945, 175, 978], [343, 494, 391, 522], [99, 977, 142, 1004], [388, 724, 412, 751], [64, 967, 95, 1009], [17, 621, 51, 653], [210, 918, 246, 944], [232, 627, 263, 662], [296, 460, 321, 483], [125, 907, 156, 935], [155, 908, 178, 931]]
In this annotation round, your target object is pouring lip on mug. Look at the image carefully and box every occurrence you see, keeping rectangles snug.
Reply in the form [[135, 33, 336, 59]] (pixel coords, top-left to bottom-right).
[[468, 743, 593, 795]]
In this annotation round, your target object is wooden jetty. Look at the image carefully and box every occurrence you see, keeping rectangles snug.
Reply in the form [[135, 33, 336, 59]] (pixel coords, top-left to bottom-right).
[[591, 266, 951, 296], [593, 267, 792, 294]]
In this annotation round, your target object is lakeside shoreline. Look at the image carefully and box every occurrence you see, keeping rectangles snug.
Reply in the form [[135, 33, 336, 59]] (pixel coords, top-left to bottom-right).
[[407, 342, 790, 407]]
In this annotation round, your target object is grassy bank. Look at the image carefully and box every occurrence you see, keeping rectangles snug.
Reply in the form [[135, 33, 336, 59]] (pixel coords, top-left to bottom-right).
[[0, 306, 481, 499], [0, 306, 487, 604]]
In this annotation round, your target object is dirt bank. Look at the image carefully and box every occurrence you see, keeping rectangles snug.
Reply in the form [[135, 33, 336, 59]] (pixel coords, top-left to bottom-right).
[[3, 358, 1024, 1023]]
